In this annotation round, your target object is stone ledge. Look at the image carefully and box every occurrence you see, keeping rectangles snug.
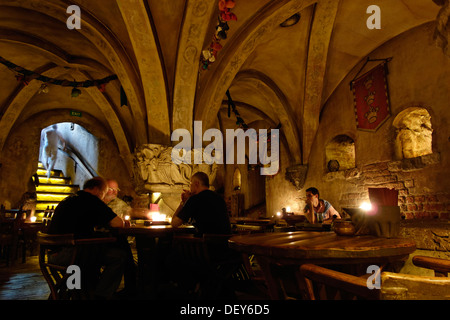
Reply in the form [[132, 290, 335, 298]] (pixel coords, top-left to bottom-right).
[[388, 153, 440, 172], [324, 152, 441, 181], [399, 219, 450, 252]]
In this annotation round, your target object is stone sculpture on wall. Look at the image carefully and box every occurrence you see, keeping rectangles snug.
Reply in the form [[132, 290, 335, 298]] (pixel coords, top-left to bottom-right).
[[433, 0, 450, 57], [134, 144, 217, 192]]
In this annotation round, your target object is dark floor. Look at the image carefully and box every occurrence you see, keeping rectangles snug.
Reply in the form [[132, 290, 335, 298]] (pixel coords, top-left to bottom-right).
[[0, 256, 50, 300], [0, 254, 269, 300]]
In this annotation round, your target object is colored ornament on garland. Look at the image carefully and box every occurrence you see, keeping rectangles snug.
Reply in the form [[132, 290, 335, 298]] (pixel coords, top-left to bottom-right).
[[201, 0, 237, 70]]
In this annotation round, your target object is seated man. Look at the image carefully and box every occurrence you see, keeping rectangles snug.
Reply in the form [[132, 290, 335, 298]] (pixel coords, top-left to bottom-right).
[[169, 172, 235, 298], [171, 171, 231, 236], [48, 177, 126, 299], [304, 187, 341, 224]]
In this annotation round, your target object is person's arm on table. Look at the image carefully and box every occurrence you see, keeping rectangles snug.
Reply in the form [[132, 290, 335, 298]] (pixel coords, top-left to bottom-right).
[[109, 216, 124, 228], [171, 190, 191, 228]]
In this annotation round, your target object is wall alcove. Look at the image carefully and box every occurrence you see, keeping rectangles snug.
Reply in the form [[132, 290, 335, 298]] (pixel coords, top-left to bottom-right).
[[325, 135, 356, 173]]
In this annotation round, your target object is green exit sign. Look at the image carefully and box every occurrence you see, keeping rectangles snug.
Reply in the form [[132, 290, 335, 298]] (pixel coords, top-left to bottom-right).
[[70, 110, 82, 117]]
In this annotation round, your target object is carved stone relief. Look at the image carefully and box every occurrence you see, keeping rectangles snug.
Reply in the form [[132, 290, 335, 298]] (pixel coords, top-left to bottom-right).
[[134, 144, 218, 193], [285, 164, 308, 190]]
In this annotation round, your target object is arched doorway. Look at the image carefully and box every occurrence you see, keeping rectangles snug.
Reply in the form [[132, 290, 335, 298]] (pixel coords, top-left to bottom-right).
[[34, 122, 100, 219]]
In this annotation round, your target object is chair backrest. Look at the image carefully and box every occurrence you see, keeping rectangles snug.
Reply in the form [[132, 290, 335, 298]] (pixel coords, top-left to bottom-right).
[[37, 231, 77, 300], [233, 224, 265, 234], [0, 208, 24, 240], [412, 255, 450, 277], [41, 209, 55, 232], [299, 264, 380, 300], [172, 234, 210, 265], [172, 233, 235, 264], [381, 272, 450, 300], [37, 231, 75, 247]]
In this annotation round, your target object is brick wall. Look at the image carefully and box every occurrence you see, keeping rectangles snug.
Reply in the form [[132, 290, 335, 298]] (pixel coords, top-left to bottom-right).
[[330, 153, 450, 220]]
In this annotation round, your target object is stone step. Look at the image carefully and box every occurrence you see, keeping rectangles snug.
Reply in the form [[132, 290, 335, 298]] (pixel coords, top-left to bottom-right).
[[36, 168, 63, 177], [36, 183, 79, 194], [35, 175, 71, 185], [35, 192, 72, 202]]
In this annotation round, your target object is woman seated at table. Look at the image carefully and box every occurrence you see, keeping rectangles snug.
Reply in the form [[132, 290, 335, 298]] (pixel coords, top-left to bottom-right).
[[304, 187, 341, 224]]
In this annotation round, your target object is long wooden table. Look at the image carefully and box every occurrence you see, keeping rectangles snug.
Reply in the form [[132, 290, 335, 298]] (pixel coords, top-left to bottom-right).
[[228, 231, 416, 299]]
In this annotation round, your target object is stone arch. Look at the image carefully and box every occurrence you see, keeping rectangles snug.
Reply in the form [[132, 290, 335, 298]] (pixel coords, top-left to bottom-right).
[[325, 135, 356, 172], [117, 0, 172, 144], [1, 0, 148, 145], [393, 107, 433, 159], [195, 0, 314, 129], [0, 108, 130, 207], [224, 70, 302, 164], [195, 0, 337, 166], [171, 0, 217, 134], [0, 66, 133, 177]]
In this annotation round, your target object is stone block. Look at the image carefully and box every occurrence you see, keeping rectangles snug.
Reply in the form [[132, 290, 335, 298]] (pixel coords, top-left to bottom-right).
[[399, 220, 450, 252]]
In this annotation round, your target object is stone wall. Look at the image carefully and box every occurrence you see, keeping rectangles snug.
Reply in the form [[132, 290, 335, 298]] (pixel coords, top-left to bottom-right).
[[327, 153, 449, 220]]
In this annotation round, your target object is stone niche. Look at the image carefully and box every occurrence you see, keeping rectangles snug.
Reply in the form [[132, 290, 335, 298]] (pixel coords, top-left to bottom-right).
[[325, 135, 356, 172], [132, 144, 218, 216]]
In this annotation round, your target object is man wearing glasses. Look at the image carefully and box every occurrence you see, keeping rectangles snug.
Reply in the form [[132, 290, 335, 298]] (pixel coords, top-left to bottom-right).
[[104, 179, 131, 220]]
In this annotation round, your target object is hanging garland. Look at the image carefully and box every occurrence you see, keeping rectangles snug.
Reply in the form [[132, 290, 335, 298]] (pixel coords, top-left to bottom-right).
[[0, 55, 118, 97], [200, 0, 237, 70], [226, 89, 248, 130]]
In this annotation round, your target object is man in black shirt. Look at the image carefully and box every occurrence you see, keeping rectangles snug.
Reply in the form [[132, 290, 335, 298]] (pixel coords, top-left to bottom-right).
[[48, 177, 126, 299], [171, 171, 231, 235], [169, 172, 235, 297]]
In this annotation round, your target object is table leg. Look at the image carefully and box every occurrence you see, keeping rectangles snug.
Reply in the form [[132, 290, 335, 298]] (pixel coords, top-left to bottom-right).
[[255, 256, 286, 300]]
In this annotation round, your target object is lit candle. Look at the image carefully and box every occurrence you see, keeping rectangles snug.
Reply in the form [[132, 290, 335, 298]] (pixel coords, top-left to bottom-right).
[[124, 215, 130, 221], [359, 202, 372, 211], [30, 216, 37, 223], [286, 206, 291, 213]]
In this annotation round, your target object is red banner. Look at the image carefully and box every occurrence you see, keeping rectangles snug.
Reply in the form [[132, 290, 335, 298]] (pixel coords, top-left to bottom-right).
[[352, 63, 391, 131]]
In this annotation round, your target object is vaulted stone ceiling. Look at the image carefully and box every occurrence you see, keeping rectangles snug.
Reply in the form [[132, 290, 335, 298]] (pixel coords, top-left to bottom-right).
[[0, 0, 441, 172]]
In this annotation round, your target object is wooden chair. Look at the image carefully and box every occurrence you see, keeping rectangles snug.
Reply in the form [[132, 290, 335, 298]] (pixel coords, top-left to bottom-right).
[[299, 257, 450, 300], [0, 207, 25, 266], [380, 272, 450, 300], [37, 231, 116, 300], [41, 207, 55, 232], [298, 263, 380, 300], [412, 255, 450, 277], [381, 255, 450, 300], [171, 233, 242, 299]]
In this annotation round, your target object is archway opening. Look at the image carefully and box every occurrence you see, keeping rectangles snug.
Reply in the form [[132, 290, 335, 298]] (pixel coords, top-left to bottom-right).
[[38, 122, 100, 187]]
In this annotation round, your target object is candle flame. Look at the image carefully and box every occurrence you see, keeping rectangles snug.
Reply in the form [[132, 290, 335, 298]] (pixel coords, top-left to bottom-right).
[[359, 202, 372, 211]]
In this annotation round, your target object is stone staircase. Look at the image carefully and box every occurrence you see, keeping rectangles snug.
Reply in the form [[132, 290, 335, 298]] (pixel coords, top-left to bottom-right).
[[34, 162, 79, 220]]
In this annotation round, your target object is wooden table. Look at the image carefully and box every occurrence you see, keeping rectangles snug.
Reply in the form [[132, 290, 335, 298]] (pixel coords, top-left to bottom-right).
[[114, 224, 194, 297], [228, 231, 416, 299]]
